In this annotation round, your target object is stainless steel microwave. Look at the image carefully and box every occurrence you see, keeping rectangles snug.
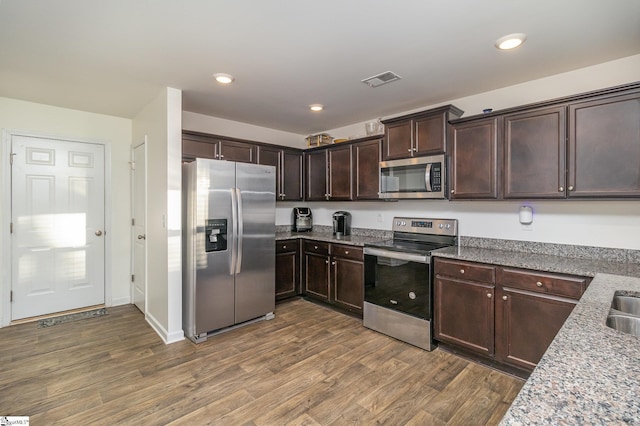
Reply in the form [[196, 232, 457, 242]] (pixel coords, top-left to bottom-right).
[[379, 154, 446, 199]]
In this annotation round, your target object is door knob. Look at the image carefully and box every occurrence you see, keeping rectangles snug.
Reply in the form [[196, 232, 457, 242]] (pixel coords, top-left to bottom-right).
[[137, 234, 146, 240], [95, 230, 103, 236]]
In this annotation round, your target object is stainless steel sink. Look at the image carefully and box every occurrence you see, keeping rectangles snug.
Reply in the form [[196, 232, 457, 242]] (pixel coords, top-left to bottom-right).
[[611, 295, 640, 316], [606, 315, 640, 337]]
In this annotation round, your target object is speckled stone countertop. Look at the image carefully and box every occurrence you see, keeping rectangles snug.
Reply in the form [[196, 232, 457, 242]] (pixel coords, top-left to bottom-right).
[[427, 238, 640, 424], [500, 273, 640, 425], [275, 225, 391, 247]]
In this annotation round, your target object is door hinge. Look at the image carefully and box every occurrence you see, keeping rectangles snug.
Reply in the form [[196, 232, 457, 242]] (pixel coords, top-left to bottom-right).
[[131, 274, 135, 282], [10, 222, 13, 233], [9, 152, 16, 165], [131, 218, 135, 226], [10, 291, 13, 302], [129, 160, 135, 171]]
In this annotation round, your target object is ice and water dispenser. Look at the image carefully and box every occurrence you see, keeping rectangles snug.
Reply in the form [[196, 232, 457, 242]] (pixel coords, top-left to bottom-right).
[[205, 219, 227, 252]]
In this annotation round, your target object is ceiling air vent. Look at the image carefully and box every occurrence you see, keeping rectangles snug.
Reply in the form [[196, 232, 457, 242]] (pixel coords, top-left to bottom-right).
[[361, 71, 402, 88]]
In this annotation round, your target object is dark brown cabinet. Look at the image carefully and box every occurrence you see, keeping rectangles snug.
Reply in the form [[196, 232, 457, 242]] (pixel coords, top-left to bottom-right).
[[382, 105, 463, 161], [258, 146, 303, 201], [449, 117, 500, 199], [568, 90, 640, 198], [182, 132, 256, 163], [302, 240, 363, 315], [434, 258, 589, 375], [304, 145, 353, 201], [218, 139, 256, 163], [434, 259, 496, 357], [275, 239, 299, 301], [503, 106, 566, 199], [353, 138, 381, 200]]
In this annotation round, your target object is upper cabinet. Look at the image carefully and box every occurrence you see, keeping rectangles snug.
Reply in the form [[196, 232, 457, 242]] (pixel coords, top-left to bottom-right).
[[450, 117, 500, 199], [568, 91, 640, 198], [353, 138, 381, 200], [257, 145, 303, 201], [381, 105, 463, 161], [305, 144, 353, 201], [450, 82, 640, 200], [182, 131, 256, 163]]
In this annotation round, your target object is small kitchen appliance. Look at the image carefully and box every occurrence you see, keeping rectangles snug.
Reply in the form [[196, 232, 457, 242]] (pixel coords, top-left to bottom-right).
[[363, 217, 458, 350], [379, 154, 446, 199], [332, 211, 351, 237], [292, 207, 312, 232]]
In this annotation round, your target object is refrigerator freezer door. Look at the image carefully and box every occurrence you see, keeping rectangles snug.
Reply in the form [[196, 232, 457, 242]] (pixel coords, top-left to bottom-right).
[[193, 159, 236, 334], [234, 162, 276, 324]]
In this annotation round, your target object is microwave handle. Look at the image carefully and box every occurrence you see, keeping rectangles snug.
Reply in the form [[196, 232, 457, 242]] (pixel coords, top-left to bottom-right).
[[425, 163, 432, 192]]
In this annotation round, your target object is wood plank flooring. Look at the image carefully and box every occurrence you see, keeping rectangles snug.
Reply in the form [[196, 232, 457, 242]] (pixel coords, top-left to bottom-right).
[[0, 298, 523, 425]]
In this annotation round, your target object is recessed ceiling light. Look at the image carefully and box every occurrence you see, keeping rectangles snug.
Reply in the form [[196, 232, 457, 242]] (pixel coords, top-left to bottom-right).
[[495, 33, 527, 50], [309, 104, 323, 112], [213, 73, 235, 84]]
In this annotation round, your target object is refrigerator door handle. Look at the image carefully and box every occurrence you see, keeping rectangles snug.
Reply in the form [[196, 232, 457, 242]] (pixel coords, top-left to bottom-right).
[[235, 187, 243, 274], [230, 187, 238, 276]]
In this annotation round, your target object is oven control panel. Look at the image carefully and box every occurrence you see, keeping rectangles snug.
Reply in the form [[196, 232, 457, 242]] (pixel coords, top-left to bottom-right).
[[392, 217, 458, 236]]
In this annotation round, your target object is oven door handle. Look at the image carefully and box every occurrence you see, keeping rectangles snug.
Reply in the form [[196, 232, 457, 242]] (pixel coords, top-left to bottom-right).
[[364, 247, 430, 264]]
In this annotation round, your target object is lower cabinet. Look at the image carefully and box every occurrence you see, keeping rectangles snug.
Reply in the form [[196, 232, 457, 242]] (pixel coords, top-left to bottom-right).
[[275, 239, 299, 300], [303, 240, 364, 315], [434, 257, 589, 375]]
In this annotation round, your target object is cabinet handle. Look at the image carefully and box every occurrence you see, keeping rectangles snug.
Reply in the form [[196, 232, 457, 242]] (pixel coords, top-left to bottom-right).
[[487, 293, 492, 298], [559, 186, 564, 192], [345, 250, 349, 254], [407, 149, 412, 152], [412, 148, 417, 152], [219, 154, 224, 159], [568, 185, 574, 191], [502, 295, 508, 301], [314, 245, 318, 249], [325, 259, 329, 264], [331, 261, 336, 265], [536, 281, 543, 287], [460, 269, 465, 274], [450, 189, 455, 194], [282, 245, 286, 249]]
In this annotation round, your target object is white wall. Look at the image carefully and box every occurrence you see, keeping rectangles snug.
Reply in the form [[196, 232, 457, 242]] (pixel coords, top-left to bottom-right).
[[277, 55, 640, 251], [0, 97, 132, 325], [183, 111, 305, 149], [132, 87, 184, 343]]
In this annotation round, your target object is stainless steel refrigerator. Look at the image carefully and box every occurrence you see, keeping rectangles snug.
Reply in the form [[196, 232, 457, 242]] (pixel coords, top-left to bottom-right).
[[182, 158, 276, 343]]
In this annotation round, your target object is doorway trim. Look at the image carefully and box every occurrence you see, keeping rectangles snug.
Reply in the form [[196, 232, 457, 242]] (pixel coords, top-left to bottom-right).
[[131, 138, 147, 314], [0, 129, 112, 327]]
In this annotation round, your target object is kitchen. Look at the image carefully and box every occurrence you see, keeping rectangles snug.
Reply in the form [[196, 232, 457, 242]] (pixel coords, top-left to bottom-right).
[[1, 1, 640, 424]]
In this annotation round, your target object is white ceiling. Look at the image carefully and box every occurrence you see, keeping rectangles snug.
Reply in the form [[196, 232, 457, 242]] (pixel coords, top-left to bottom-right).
[[1, 0, 639, 135]]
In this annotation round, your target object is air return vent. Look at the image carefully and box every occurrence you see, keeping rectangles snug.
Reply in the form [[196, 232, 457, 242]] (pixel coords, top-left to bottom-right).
[[361, 71, 402, 88]]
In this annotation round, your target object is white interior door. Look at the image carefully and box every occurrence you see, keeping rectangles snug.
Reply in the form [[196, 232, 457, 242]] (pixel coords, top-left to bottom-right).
[[132, 143, 146, 313], [11, 135, 105, 320]]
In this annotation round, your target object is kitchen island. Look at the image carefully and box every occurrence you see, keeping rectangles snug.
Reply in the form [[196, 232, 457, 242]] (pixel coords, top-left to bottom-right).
[[433, 242, 640, 424]]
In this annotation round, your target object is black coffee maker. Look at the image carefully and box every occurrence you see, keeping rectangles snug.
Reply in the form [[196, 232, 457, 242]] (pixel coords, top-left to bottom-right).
[[332, 211, 351, 237]]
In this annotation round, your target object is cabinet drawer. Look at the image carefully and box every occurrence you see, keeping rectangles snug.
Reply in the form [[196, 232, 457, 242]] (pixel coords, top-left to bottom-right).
[[435, 258, 496, 284], [276, 239, 297, 253], [303, 240, 329, 256], [331, 244, 363, 261], [500, 268, 588, 300]]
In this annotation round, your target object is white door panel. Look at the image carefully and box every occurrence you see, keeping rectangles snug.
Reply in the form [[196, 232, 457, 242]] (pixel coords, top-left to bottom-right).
[[11, 135, 105, 320], [132, 143, 146, 313]]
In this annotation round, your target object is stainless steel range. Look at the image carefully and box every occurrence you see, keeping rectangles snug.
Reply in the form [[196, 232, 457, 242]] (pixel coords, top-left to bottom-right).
[[363, 217, 458, 350]]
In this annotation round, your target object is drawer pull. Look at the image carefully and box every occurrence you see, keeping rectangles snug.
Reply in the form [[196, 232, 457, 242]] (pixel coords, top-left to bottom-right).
[[314, 245, 318, 249], [502, 295, 508, 301], [390, 299, 398, 305], [487, 293, 492, 298], [345, 250, 349, 254], [325, 259, 329, 264], [460, 269, 465, 274], [536, 281, 543, 287], [331, 261, 336, 266], [282, 245, 286, 249]]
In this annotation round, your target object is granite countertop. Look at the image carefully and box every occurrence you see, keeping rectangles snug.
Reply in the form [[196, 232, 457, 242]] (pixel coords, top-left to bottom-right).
[[430, 242, 640, 424], [500, 273, 640, 425], [276, 227, 390, 247]]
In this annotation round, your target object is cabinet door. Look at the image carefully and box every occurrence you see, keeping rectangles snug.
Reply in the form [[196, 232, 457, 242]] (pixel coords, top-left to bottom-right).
[[305, 149, 328, 201], [282, 149, 303, 201], [496, 287, 575, 371], [414, 113, 446, 156], [434, 276, 495, 357], [219, 139, 256, 163], [503, 106, 566, 199], [450, 118, 499, 199], [328, 144, 353, 200], [568, 92, 640, 197], [276, 240, 299, 300], [257, 145, 282, 200], [383, 120, 413, 160], [182, 138, 217, 161], [304, 252, 330, 301], [332, 257, 363, 314], [354, 139, 381, 200]]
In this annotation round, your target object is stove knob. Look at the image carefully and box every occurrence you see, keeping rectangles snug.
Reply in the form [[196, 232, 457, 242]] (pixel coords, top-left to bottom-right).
[[445, 224, 451, 229], [439, 224, 444, 229], [401, 221, 406, 226], [408, 292, 416, 300]]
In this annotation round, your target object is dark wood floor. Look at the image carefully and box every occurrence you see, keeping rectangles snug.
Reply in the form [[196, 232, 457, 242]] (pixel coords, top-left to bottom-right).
[[0, 298, 523, 425]]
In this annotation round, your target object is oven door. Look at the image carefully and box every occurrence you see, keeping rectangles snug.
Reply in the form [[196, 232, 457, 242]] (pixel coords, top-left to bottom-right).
[[363, 247, 431, 320]]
